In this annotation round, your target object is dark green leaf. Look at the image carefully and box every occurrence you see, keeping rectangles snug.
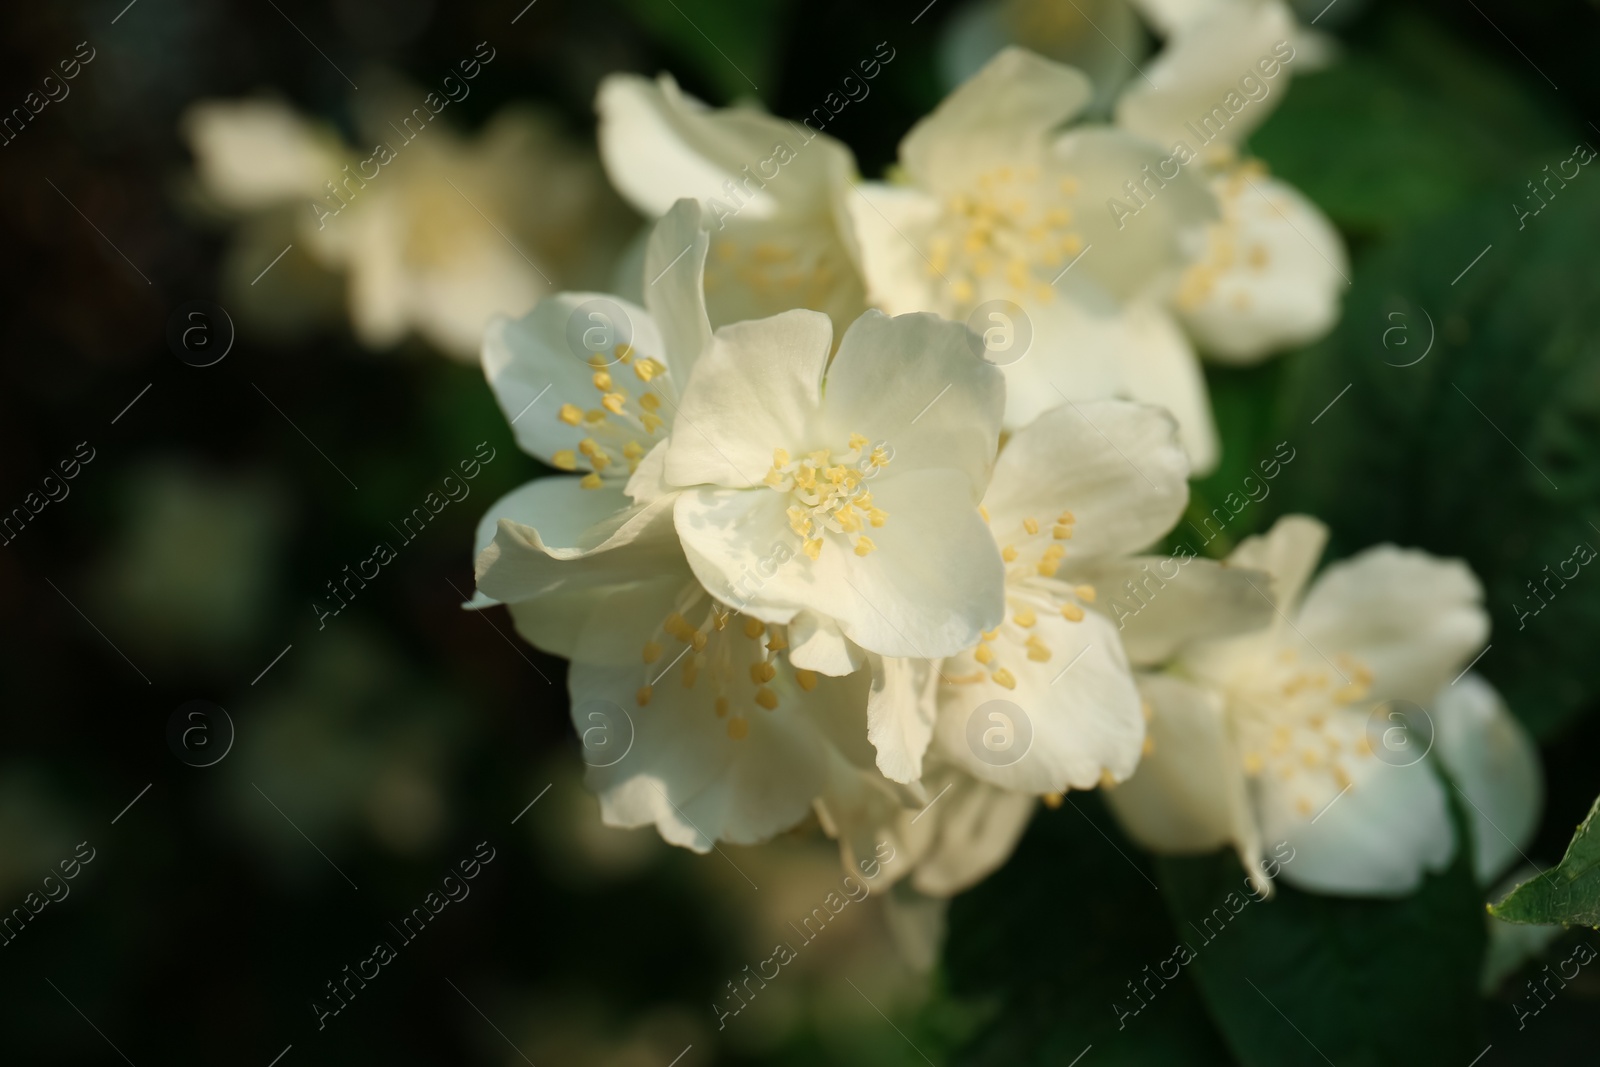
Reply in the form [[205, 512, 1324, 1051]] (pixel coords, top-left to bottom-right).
[[1155, 795, 1487, 1066], [1492, 793, 1600, 927]]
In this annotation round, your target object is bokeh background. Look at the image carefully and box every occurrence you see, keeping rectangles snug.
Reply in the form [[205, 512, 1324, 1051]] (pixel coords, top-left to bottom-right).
[[4, 0, 1600, 1063]]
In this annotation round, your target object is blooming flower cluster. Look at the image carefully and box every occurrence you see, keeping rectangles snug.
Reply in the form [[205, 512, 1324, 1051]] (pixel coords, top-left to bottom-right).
[[168, 31, 1537, 912], [467, 22, 1540, 911]]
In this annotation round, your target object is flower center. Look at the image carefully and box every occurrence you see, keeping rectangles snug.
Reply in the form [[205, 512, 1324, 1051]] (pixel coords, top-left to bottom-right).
[[762, 434, 890, 560], [634, 592, 817, 741], [549, 343, 674, 488], [1220, 645, 1377, 815], [928, 165, 1087, 308]]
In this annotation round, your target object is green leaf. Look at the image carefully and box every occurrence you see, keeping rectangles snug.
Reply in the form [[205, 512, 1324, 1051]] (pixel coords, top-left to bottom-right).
[[1492, 793, 1600, 927], [1155, 797, 1488, 1066], [943, 796, 1233, 1065]]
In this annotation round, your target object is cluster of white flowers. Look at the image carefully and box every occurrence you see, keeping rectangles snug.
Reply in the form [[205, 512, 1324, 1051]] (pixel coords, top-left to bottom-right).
[[466, 31, 1539, 913], [181, 7, 1540, 914]]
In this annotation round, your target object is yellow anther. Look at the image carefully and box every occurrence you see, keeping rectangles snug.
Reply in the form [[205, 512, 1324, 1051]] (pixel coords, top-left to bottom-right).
[[592, 370, 613, 391], [754, 687, 779, 711], [601, 392, 627, 415], [1052, 525, 1073, 540], [1243, 752, 1264, 775], [551, 450, 577, 471], [636, 685, 652, 706], [795, 669, 818, 692], [584, 408, 607, 424], [1013, 607, 1037, 628], [765, 632, 787, 652], [1075, 585, 1097, 603], [1023, 517, 1040, 535], [558, 403, 583, 425], [1002, 545, 1019, 562], [868, 508, 888, 527], [714, 697, 729, 718], [848, 433, 868, 451], [727, 717, 749, 740], [642, 641, 663, 663], [1043, 792, 1064, 809], [664, 613, 695, 641], [639, 393, 661, 412], [634, 358, 664, 381], [641, 412, 665, 433], [974, 643, 994, 665], [772, 447, 790, 468], [1099, 769, 1117, 789], [691, 631, 708, 652], [750, 661, 776, 684], [1142, 735, 1156, 756], [579, 472, 604, 489], [743, 618, 765, 639], [853, 536, 876, 556], [803, 539, 823, 560], [991, 668, 1017, 690], [614, 343, 634, 361], [1060, 603, 1085, 622], [1026, 639, 1051, 662], [979, 504, 990, 522], [1036, 558, 1061, 578], [622, 441, 645, 460], [1057, 511, 1075, 524]]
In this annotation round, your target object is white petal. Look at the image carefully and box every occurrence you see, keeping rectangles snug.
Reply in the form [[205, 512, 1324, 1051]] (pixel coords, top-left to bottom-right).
[[571, 644, 866, 852], [1076, 555, 1275, 666], [1225, 513, 1328, 616], [1263, 713, 1455, 897], [674, 469, 1007, 658], [183, 99, 340, 209], [663, 310, 831, 489], [819, 310, 1007, 497], [642, 199, 712, 381], [482, 292, 667, 471], [596, 74, 782, 219], [984, 400, 1189, 560], [1114, 1, 1298, 152], [935, 604, 1144, 792], [474, 481, 680, 605], [1432, 674, 1542, 886], [902, 47, 1091, 196], [867, 655, 941, 784], [906, 768, 1037, 897], [787, 611, 866, 676], [1175, 171, 1348, 364], [845, 183, 947, 317], [1049, 127, 1217, 303], [1295, 544, 1488, 705], [1104, 673, 1265, 886]]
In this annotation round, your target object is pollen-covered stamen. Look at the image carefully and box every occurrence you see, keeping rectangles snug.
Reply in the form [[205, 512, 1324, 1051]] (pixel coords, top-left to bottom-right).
[[1223, 642, 1379, 813], [633, 598, 816, 739], [554, 343, 675, 487], [1175, 158, 1273, 313], [764, 434, 889, 559], [930, 164, 1087, 308]]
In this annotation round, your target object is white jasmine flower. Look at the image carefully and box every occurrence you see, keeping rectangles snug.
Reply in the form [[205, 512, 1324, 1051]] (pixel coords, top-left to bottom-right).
[[845, 47, 1224, 472], [1112, 1, 1350, 362], [923, 400, 1271, 792], [473, 484, 876, 850], [482, 199, 711, 492], [1105, 515, 1537, 897], [665, 306, 1008, 664], [596, 72, 868, 334], [184, 87, 622, 360]]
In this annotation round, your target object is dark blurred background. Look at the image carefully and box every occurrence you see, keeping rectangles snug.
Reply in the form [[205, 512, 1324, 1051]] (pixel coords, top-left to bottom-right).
[[3, 0, 1600, 1063]]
